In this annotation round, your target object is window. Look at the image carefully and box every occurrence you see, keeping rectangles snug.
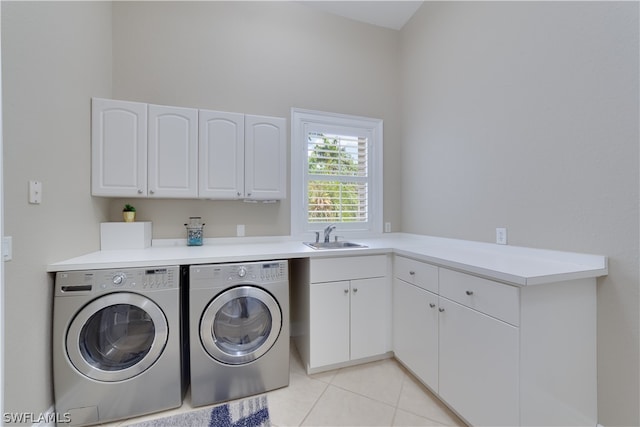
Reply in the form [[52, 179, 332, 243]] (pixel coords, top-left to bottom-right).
[[291, 108, 383, 237]]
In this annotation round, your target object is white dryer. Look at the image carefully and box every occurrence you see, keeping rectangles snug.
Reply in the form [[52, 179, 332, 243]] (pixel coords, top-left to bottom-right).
[[53, 266, 186, 426], [189, 260, 289, 407]]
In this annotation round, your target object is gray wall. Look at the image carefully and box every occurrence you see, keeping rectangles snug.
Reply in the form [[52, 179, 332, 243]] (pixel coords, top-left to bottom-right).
[[1, 0, 402, 415], [2, 1, 112, 414], [108, 1, 403, 239], [400, 2, 639, 425], [2, 2, 638, 425]]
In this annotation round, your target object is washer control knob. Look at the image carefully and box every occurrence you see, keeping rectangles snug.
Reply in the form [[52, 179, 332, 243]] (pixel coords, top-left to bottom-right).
[[238, 267, 247, 278], [112, 273, 126, 286]]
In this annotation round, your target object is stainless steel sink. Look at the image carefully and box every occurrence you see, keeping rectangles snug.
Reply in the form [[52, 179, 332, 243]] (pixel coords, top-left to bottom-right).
[[304, 241, 368, 250]]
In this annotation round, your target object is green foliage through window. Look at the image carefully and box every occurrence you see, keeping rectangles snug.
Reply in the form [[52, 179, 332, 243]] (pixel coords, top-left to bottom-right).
[[307, 133, 368, 223]]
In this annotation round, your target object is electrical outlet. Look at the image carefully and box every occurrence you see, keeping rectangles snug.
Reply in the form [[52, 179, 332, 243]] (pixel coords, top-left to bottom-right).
[[496, 227, 507, 245], [384, 222, 391, 233], [29, 180, 42, 204], [237, 224, 245, 237]]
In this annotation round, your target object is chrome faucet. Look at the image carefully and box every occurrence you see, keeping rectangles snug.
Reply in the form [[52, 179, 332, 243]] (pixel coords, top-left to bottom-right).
[[323, 224, 336, 243]]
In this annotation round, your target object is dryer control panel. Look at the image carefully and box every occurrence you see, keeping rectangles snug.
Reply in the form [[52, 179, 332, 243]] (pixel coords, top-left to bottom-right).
[[222, 261, 287, 283], [55, 266, 179, 296], [190, 260, 288, 287]]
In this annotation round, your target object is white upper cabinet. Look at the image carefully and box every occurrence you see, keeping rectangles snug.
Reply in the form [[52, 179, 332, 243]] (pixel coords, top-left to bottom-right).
[[244, 115, 286, 200], [198, 110, 245, 199], [92, 99, 286, 200], [91, 98, 147, 197], [199, 111, 286, 200], [148, 104, 198, 198], [92, 98, 198, 198]]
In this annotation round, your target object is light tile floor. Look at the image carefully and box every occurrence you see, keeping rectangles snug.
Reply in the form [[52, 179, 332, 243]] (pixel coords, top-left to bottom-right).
[[110, 343, 466, 427]]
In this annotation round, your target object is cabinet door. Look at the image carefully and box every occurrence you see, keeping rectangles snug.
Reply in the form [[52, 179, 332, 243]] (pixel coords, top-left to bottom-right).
[[244, 115, 286, 200], [198, 110, 244, 199], [148, 104, 198, 198], [393, 279, 439, 391], [438, 297, 519, 427], [350, 277, 391, 360], [309, 281, 350, 368], [91, 98, 147, 197]]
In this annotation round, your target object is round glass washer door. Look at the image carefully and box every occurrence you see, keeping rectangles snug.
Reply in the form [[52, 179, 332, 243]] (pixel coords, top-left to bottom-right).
[[66, 292, 168, 382], [200, 285, 282, 365]]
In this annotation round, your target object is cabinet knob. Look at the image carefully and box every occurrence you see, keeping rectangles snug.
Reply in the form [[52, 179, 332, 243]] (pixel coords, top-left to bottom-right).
[[137, 189, 143, 194], [465, 290, 474, 296], [149, 189, 155, 194], [409, 271, 416, 276], [353, 288, 358, 293], [344, 289, 349, 294], [247, 192, 252, 197], [429, 303, 436, 308], [439, 307, 445, 312], [237, 192, 242, 197]]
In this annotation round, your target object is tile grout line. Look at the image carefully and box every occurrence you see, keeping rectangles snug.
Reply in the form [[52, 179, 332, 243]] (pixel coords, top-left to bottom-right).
[[389, 372, 408, 426], [296, 371, 332, 426]]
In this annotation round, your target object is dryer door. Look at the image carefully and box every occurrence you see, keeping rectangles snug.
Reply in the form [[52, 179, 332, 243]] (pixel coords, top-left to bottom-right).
[[200, 285, 282, 365], [66, 292, 168, 382]]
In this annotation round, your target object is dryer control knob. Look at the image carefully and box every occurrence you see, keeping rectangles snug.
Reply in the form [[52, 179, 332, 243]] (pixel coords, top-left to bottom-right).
[[238, 267, 247, 278], [112, 273, 126, 286]]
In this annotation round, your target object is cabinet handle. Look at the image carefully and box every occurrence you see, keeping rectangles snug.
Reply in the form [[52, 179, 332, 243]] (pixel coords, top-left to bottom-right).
[[409, 271, 416, 276], [353, 288, 358, 293], [429, 303, 436, 308], [465, 290, 474, 295], [439, 307, 445, 312]]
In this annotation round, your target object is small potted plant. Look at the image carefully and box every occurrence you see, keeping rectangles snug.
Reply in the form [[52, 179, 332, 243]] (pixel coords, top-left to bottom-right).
[[123, 204, 136, 222]]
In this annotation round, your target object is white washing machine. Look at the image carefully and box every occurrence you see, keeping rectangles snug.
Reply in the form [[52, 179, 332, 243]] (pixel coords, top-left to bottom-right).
[[189, 260, 289, 407], [53, 266, 186, 426]]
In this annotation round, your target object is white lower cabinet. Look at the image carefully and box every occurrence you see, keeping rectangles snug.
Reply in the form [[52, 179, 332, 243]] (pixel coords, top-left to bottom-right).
[[349, 277, 391, 360], [298, 255, 392, 373], [392, 278, 439, 391], [310, 277, 389, 367], [309, 280, 350, 367], [392, 255, 597, 427], [438, 297, 519, 427]]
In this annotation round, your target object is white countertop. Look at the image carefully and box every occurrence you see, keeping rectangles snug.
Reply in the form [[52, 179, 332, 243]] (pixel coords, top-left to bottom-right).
[[47, 233, 607, 286]]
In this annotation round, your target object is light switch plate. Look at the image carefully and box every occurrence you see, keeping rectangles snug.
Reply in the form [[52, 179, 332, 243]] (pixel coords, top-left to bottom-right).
[[3, 236, 12, 261]]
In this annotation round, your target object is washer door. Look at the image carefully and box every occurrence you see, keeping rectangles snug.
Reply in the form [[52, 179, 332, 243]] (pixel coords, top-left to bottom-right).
[[66, 292, 168, 382], [200, 286, 282, 365]]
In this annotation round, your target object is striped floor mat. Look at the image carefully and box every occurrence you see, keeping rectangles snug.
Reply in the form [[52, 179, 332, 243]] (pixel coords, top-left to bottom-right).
[[125, 395, 270, 427]]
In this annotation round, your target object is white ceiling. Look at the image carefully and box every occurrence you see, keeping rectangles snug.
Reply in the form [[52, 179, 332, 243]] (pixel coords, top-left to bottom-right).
[[300, 1, 424, 31]]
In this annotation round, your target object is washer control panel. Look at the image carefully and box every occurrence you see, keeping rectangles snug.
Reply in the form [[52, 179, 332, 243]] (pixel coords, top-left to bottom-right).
[[55, 266, 179, 295]]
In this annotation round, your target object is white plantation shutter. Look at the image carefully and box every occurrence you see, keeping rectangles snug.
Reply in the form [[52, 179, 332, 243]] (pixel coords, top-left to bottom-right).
[[307, 132, 369, 223], [291, 109, 383, 236]]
